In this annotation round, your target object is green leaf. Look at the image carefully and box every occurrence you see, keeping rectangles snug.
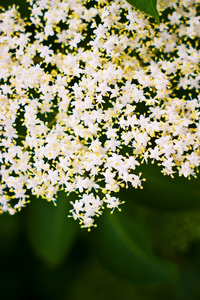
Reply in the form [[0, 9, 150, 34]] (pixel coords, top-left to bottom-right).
[[93, 209, 178, 284], [125, 0, 160, 23], [27, 191, 78, 267], [123, 164, 200, 211]]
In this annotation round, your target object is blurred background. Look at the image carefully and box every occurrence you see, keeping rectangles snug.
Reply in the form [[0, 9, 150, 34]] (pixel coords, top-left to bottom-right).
[[1, 163, 200, 300], [1, 1, 200, 299]]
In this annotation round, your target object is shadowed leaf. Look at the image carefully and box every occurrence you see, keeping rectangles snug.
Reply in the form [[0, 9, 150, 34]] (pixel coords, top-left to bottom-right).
[[125, 0, 160, 23], [93, 209, 178, 284], [27, 191, 78, 267]]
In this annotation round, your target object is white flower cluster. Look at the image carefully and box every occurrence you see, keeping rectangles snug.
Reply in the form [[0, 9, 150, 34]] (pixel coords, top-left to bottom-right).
[[0, 0, 199, 229]]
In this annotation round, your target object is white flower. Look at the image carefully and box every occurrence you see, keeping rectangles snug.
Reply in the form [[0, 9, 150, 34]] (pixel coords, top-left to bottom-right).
[[0, 0, 199, 228]]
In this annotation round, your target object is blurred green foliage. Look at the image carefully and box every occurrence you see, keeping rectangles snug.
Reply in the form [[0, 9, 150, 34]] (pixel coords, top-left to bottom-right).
[[1, 168, 200, 300], [27, 192, 78, 267]]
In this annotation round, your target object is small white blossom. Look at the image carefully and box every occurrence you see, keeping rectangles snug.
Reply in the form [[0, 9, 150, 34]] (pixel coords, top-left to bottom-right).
[[0, 0, 199, 229]]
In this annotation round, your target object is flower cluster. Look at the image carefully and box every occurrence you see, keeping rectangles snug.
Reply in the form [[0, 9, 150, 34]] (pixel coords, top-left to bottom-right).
[[0, 0, 199, 229]]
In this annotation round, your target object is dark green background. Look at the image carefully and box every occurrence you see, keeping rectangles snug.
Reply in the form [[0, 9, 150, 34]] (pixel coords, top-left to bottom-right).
[[1, 164, 200, 300]]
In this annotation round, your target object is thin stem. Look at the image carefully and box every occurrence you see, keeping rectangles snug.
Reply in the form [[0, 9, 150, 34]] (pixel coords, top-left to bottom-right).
[[48, 117, 57, 128], [18, 134, 26, 139]]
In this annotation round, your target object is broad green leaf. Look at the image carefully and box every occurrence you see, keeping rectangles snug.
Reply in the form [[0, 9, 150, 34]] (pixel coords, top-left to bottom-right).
[[125, 0, 160, 23], [93, 209, 178, 284], [27, 191, 78, 267], [123, 164, 200, 211]]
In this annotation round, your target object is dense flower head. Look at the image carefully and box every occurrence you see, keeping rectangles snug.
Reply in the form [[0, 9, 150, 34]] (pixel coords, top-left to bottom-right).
[[0, 0, 199, 228]]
